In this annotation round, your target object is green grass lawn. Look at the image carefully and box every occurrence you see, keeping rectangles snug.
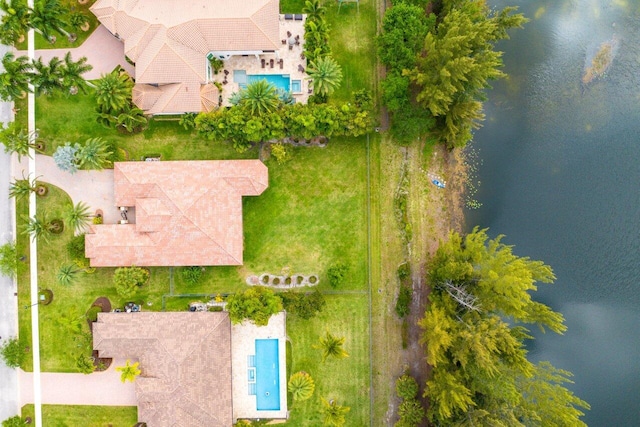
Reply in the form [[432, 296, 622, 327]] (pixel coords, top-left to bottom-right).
[[21, 404, 137, 427], [285, 294, 370, 426]]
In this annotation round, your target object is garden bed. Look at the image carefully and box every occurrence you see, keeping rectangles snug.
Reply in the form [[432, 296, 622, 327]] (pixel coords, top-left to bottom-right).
[[247, 273, 319, 288]]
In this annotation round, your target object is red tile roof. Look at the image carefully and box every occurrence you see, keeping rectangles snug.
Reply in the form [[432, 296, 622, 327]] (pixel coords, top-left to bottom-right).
[[93, 312, 233, 427], [85, 160, 268, 267]]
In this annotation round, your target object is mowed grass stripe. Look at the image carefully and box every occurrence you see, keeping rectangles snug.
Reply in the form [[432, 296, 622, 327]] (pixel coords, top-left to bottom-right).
[[286, 294, 370, 426]]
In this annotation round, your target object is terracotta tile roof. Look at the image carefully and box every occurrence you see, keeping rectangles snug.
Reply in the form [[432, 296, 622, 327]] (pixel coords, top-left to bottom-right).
[[91, 0, 280, 106], [85, 160, 268, 267], [93, 312, 233, 427]]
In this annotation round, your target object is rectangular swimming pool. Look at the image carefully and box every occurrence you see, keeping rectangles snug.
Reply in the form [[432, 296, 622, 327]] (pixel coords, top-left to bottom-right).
[[255, 339, 280, 411], [248, 74, 291, 92]]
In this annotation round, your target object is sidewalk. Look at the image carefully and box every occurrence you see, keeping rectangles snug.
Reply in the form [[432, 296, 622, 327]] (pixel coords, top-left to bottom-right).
[[18, 358, 137, 406]]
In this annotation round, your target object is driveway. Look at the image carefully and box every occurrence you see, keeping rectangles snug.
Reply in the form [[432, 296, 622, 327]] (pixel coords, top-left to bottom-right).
[[16, 25, 134, 80], [13, 154, 120, 224], [18, 358, 137, 406]]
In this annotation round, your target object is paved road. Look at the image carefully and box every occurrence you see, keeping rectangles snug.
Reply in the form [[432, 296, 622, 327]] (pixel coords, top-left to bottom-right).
[[0, 37, 20, 422]]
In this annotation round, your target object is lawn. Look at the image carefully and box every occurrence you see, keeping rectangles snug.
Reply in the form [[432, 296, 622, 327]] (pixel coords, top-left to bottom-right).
[[21, 404, 137, 427], [280, 0, 378, 103], [285, 294, 370, 426]]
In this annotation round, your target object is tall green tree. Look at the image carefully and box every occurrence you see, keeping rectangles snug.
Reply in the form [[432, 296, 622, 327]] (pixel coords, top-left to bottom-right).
[[226, 286, 282, 326], [239, 80, 280, 116], [0, 337, 24, 368], [321, 398, 350, 427], [420, 228, 589, 426], [30, 0, 73, 42], [1, 123, 43, 159], [0, 52, 32, 101], [63, 201, 92, 233], [307, 56, 343, 98], [60, 52, 93, 94], [0, 0, 30, 45], [315, 331, 349, 361], [95, 68, 133, 112], [76, 137, 112, 170], [31, 56, 64, 95], [288, 371, 315, 402], [406, 2, 527, 147]]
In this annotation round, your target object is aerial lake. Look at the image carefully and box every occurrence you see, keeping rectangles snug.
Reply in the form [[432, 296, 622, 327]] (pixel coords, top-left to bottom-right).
[[467, 0, 640, 425]]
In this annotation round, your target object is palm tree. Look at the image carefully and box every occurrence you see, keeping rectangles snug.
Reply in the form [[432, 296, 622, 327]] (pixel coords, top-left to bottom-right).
[[321, 398, 350, 427], [30, 0, 74, 43], [95, 68, 133, 112], [307, 56, 343, 98], [116, 359, 141, 383], [302, 0, 326, 19], [0, 52, 32, 101], [8, 173, 47, 199], [115, 104, 147, 133], [57, 263, 80, 286], [63, 201, 92, 233], [288, 371, 315, 402], [21, 213, 49, 242], [31, 56, 64, 95], [0, 0, 30, 45], [1, 123, 44, 159], [240, 80, 280, 116], [60, 52, 93, 94], [315, 331, 349, 361], [76, 137, 112, 170], [56, 310, 83, 334]]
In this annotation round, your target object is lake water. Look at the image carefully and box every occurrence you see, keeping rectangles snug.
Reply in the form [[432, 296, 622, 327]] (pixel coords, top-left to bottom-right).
[[466, 1, 640, 425]]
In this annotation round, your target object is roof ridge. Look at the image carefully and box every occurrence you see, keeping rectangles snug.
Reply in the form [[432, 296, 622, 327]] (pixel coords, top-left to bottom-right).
[[250, 0, 280, 48]]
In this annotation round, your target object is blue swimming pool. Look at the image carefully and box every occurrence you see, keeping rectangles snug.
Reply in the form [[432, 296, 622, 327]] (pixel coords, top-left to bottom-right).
[[255, 339, 280, 411], [249, 74, 291, 92]]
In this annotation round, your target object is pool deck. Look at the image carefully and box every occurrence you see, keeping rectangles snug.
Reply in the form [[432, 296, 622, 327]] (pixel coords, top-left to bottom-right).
[[231, 312, 288, 422], [211, 15, 310, 106]]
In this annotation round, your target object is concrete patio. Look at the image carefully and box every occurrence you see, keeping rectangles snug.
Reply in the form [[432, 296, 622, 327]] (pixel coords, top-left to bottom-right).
[[212, 15, 311, 106]]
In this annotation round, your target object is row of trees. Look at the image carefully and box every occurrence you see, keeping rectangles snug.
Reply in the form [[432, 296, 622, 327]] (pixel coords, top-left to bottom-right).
[[378, 0, 527, 147], [419, 228, 589, 425], [0, 0, 88, 45], [195, 86, 374, 152], [0, 51, 92, 101]]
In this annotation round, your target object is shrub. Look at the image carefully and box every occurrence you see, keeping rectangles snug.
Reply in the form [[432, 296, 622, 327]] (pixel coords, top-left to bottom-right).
[[2, 416, 23, 427], [66, 234, 87, 261], [86, 305, 102, 322], [208, 306, 224, 312], [288, 371, 315, 401], [0, 241, 18, 278], [181, 266, 203, 286], [0, 337, 24, 368], [395, 285, 412, 318], [92, 215, 103, 224], [396, 399, 424, 427], [226, 286, 283, 326], [401, 319, 408, 349], [75, 353, 95, 374], [396, 374, 419, 400], [397, 262, 411, 281], [280, 290, 326, 320], [327, 262, 348, 288], [53, 142, 80, 173], [114, 266, 149, 300], [270, 143, 291, 164]]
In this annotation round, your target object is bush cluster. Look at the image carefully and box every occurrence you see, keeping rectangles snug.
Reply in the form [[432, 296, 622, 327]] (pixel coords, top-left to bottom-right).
[[195, 97, 375, 153], [280, 290, 326, 320], [181, 266, 203, 286], [394, 374, 424, 427], [326, 262, 349, 289]]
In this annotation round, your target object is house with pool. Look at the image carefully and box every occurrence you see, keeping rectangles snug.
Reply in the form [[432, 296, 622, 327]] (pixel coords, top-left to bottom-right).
[[90, 0, 310, 114], [93, 311, 288, 426]]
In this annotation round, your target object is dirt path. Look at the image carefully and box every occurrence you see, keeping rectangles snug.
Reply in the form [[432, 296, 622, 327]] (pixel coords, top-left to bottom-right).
[[402, 143, 465, 425]]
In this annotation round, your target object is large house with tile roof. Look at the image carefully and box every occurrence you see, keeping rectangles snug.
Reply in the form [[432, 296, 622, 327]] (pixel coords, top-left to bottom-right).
[[93, 312, 233, 426], [90, 0, 281, 114], [85, 160, 268, 267]]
